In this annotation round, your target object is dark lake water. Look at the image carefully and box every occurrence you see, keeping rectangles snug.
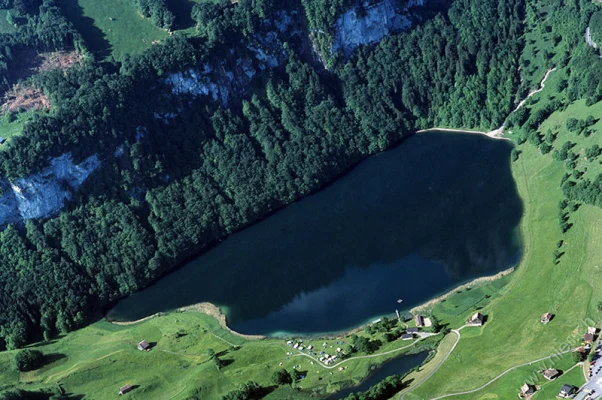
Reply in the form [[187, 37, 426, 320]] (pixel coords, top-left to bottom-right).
[[108, 131, 523, 335], [328, 351, 429, 399]]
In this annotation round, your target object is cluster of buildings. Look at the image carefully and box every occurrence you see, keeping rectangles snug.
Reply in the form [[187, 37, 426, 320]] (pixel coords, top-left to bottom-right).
[[518, 369, 573, 399], [518, 314, 597, 399]]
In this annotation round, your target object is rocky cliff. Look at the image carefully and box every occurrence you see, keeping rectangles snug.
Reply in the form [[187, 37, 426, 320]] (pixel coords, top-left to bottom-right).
[[163, 15, 291, 107], [0, 153, 100, 226], [332, 0, 427, 55]]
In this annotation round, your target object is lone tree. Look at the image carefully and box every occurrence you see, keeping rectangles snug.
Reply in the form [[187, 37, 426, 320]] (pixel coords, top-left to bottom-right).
[[206, 348, 222, 369], [272, 368, 292, 386], [13, 349, 43, 372]]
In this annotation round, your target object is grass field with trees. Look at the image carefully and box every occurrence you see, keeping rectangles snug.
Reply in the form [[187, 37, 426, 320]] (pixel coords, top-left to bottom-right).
[[2, 0, 602, 398], [59, 0, 168, 60], [0, 311, 440, 398]]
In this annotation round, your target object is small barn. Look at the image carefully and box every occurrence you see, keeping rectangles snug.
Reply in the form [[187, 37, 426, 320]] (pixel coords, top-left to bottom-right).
[[467, 312, 484, 326], [519, 383, 535, 397], [137, 340, 151, 351], [558, 384, 576, 398], [543, 368, 560, 381], [541, 313, 553, 324], [119, 384, 132, 395], [415, 315, 425, 327]]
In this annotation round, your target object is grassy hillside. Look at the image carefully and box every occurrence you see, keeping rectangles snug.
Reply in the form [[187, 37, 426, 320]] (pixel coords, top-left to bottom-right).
[[399, 65, 602, 399], [60, 0, 168, 60], [0, 311, 440, 398]]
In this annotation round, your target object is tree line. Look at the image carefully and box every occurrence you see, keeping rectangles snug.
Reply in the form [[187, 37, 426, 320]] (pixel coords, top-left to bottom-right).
[[0, 0, 528, 349]]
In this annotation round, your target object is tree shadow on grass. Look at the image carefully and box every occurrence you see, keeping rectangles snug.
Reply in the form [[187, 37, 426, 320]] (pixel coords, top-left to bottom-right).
[[43, 352, 67, 367], [58, 0, 113, 59], [220, 358, 235, 368], [27, 338, 61, 348]]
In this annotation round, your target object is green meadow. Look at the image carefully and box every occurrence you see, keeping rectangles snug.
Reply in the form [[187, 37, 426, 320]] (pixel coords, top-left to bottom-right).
[[59, 0, 168, 61], [400, 64, 602, 399], [0, 311, 440, 398]]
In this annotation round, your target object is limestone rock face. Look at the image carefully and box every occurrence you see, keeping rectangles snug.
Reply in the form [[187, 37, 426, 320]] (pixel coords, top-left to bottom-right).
[[332, 0, 427, 55], [0, 153, 100, 226], [163, 16, 290, 107]]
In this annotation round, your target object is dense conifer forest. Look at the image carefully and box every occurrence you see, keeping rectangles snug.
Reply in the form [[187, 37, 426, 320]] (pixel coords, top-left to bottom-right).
[[0, 0, 599, 351]]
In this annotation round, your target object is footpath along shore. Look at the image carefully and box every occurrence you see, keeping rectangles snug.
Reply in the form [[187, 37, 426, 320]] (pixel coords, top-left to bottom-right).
[[107, 268, 514, 341]]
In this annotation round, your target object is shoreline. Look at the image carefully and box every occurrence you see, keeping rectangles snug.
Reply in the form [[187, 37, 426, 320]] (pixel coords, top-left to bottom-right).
[[409, 267, 515, 315], [416, 127, 510, 140], [417, 67, 556, 142], [107, 268, 514, 341]]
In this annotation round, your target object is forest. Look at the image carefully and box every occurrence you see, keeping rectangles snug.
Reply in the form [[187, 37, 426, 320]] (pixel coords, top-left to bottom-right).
[[0, 0, 586, 350]]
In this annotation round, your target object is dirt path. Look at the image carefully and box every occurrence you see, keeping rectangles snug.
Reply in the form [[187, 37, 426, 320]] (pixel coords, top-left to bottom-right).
[[428, 349, 576, 400], [586, 27, 598, 49], [510, 67, 556, 116], [418, 67, 556, 141], [43, 350, 125, 383], [399, 327, 467, 399]]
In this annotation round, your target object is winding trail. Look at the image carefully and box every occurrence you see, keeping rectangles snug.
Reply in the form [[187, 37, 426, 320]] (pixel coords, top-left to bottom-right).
[[399, 328, 466, 399], [586, 26, 598, 49], [400, 67, 558, 399], [427, 349, 576, 400], [417, 67, 556, 141], [511, 68, 557, 115], [291, 333, 439, 370]]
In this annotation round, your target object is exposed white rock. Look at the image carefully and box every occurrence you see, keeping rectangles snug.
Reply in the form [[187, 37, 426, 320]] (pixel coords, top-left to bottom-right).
[[153, 112, 178, 123], [163, 26, 287, 107], [114, 145, 125, 157], [332, 0, 426, 55], [164, 69, 231, 106], [0, 153, 100, 225], [135, 126, 147, 142], [274, 11, 292, 33]]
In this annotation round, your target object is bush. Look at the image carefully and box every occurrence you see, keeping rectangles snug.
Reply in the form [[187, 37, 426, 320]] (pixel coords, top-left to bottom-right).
[[272, 368, 292, 386], [13, 349, 43, 372]]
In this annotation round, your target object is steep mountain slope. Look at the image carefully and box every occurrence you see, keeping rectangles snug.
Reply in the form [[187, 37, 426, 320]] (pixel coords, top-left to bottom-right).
[[0, 0, 524, 350]]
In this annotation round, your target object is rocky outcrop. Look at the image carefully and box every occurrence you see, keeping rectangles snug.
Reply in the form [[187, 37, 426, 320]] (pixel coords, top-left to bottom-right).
[[163, 15, 292, 107], [332, 0, 427, 55], [0, 153, 100, 226]]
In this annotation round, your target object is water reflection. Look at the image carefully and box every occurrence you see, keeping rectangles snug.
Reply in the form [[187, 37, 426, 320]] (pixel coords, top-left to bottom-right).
[[108, 131, 523, 335]]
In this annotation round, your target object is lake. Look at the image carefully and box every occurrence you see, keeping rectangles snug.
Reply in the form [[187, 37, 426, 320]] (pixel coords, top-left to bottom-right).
[[328, 351, 429, 399], [108, 131, 523, 336]]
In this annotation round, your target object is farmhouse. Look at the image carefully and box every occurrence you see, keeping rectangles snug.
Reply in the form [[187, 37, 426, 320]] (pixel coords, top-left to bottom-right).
[[543, 368, 559, 380], [585, 333, 595, 344], [415, 315, 425, 327], [588, 326, 597, 335], [519, 383, 535, 397], [137, 340, 151, 351], [540, 312, 553, 324], [558, 384, 576, 398], [467, 312, 484, 326], [119, 384, 132, 395], [407, 327, 419, 334]]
